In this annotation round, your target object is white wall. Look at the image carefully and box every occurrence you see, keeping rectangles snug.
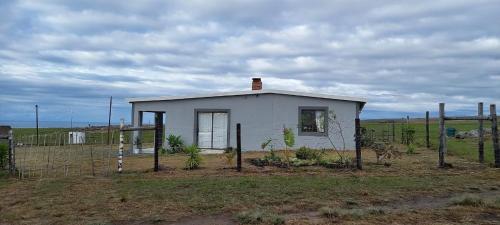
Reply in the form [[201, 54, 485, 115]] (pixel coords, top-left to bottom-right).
[[131, 93, 360, 151]]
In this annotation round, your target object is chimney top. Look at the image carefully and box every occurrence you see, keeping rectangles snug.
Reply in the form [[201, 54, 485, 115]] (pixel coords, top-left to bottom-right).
[[252, 77, 262, 90]]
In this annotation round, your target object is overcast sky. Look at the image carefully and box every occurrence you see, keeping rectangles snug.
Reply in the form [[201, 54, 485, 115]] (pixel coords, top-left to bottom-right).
[[1, 0, 499, 125]]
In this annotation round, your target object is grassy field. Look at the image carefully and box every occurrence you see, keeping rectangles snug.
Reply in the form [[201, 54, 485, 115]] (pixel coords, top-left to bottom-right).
[[1, 147, 500, 225], [2, 122, 499, 224], [363, 119, 498, 165]]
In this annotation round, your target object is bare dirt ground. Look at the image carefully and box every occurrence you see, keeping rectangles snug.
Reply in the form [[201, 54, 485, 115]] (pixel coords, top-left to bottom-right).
[[1, 147, 500, 225]]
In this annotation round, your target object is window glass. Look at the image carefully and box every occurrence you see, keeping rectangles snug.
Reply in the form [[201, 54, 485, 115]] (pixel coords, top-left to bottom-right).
[[300, 109, 326, 133]]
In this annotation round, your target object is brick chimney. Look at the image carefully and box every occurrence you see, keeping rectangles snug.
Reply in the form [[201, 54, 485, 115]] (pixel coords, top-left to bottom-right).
[[252, 78, 262, 90]]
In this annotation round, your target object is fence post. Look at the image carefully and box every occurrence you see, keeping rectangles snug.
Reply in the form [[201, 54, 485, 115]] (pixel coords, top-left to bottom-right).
[[118, 118, 124, 173], [426, 111, 430, 149], [236, 123, 242, 172], [392, 120, 395, 143], [8, 128, 14, 175], [478, 102, 484, 163], [438, 103, 446, 168], [355, 118, 362, 170], [153, 112, 163, 172], [490, 104, 499, 168]]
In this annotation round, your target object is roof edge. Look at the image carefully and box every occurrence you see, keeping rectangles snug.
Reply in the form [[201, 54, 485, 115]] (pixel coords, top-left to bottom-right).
[[127, 89, 367, 105]]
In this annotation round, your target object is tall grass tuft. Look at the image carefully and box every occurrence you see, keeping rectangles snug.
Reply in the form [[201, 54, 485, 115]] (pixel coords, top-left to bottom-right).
[[184, 145, 202, 170]]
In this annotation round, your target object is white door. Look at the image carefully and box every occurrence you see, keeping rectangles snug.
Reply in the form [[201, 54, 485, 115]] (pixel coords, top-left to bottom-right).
[[197, 113, 212, 148], [212, 113, 228, 149], [197, 112, 228, 149]]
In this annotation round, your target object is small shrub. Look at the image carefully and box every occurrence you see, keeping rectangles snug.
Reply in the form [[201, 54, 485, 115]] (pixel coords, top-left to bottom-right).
[[184, 145, 202, 170], [0, 143, 7, 169], [450, 194, 485, 207], [223, 147, 236, 166], [167, 134, 184, 153], [296, 146, 317, 160], [236, 210, 284, 225], [406, 143, 416, 154], [319, 207, 371, 220], [366, 207, 386, 215], [283, 127, 295, 164]]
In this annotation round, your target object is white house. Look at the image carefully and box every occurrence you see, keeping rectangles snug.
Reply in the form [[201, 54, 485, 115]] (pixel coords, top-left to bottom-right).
[[128, 78, 366, 152]]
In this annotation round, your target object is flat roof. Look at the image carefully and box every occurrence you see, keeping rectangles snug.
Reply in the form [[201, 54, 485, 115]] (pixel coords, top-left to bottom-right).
[[128, 89, 367, 108]]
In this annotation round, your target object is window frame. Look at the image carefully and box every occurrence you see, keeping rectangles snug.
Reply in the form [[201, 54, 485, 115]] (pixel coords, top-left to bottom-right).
[[298, 106, 329, 136]]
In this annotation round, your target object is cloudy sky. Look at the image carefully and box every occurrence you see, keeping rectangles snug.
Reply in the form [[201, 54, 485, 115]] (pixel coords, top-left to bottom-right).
[[1, 0, 499, 125]]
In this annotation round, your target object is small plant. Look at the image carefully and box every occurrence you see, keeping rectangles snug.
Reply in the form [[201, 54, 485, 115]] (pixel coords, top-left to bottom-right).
[[223, 147, 236, 167], [319, 207, 376, 220], [450, 194, 485, 207], [406, 143, 416, 154], [184, 145, 202, 170], [236, 210, 284, 225], [167, 134, 184, 153], [282, 127, 295, 164], [0, 143, 7, 169], [295, 146, 323, 161]]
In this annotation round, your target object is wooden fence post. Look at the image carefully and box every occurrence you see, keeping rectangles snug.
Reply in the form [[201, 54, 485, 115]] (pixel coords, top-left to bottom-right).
[[355, 118, 362, 170], [438, 103, 446, 168], [392, 120, 396, 143], [490, 104, 499, 168], [153, 112, 163, 172], [118, 119, 124, 173], [236, 123, 242, 172], [8, 128, 14, 175], [478, 102, 484, 163], [426, 111, 430, 149]]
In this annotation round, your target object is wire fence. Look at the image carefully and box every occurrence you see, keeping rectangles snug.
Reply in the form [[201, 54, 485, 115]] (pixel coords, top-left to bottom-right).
[[12, 130, 155, 179]]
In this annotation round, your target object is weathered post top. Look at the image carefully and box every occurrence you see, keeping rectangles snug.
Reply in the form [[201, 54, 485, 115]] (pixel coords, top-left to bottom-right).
[[0, 126, 12, 139]]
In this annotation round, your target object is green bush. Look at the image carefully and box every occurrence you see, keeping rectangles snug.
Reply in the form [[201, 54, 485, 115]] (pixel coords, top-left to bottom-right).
[[0, 143, 8, 169], [283, 128, 295, 148], [184, 145, 202, 170], [295, 146, 322, 160], [167, 134, 184, 153]]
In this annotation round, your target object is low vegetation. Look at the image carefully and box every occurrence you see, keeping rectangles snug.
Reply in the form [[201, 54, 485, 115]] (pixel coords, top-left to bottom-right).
[[0, 143, 7, 169], [236, 210, 284, 225], [184, 144, 202, 169], [166, 134, 184, 154]]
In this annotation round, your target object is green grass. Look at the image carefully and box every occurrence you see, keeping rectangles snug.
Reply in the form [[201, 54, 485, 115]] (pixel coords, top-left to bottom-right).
[[12, 128, 155, 145], [362, 120, 497, 164]]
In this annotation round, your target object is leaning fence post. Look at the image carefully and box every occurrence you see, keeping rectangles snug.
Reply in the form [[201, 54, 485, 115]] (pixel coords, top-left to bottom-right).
[[490, 104, 499, 168], [478, 102, 484, 163], [118, 118, 124, 173], [438, 103, 446, 168], [236, 123, 242, 172], [425, 111, 430, 149]]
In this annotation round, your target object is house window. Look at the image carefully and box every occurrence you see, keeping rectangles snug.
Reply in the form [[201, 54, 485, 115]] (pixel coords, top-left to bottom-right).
[[298, 107, 328, 136]]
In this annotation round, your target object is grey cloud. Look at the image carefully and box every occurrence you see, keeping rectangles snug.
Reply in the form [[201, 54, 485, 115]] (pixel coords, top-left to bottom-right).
[[0, 0, 499, 123]]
